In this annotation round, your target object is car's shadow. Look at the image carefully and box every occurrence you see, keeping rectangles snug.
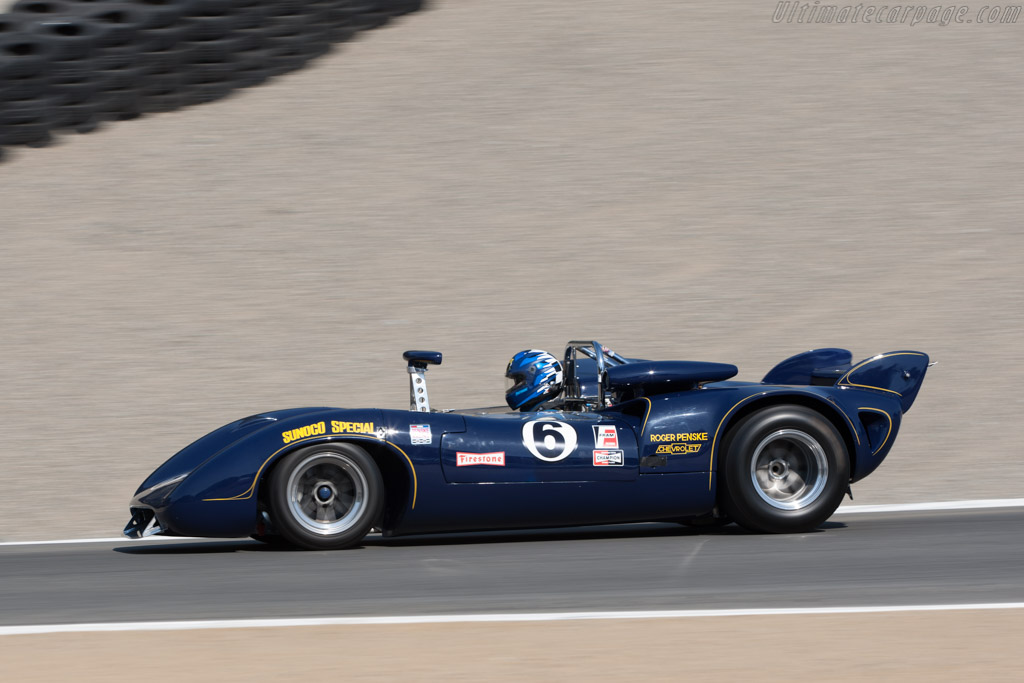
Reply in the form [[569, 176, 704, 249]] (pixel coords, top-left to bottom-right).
[[112, 520, 845, 555]]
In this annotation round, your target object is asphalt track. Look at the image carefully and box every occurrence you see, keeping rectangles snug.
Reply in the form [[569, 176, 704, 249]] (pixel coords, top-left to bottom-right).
[[2, 507, 1022, 628]]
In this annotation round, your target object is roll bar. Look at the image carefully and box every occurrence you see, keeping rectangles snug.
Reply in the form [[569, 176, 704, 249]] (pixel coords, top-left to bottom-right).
[[562, 341, 627, 410]]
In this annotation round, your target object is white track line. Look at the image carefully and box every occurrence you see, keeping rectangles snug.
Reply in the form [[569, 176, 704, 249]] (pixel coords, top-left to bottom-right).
[[0, 535, 203, 547], [2, 498, 1024, 547], [834, 498, 1024, 514], [3, 603, 1024, 636]]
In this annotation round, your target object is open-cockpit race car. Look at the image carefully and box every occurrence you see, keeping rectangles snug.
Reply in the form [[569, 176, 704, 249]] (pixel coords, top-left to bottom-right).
[[125, 341, 930, 549]]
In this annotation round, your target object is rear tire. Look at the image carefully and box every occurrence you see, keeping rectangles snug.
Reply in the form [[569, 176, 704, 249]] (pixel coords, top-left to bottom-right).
[[720, 405, 848, 533], [270, 443, 383, 550]]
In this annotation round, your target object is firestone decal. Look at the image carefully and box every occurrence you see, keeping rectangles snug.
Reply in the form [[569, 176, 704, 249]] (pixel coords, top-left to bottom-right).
[[593, 449, 624, 466], [410, 424, 432, 445], [593, 425, 619, 449], [522, 419, 578, 462], [456, 451, 505, 466]]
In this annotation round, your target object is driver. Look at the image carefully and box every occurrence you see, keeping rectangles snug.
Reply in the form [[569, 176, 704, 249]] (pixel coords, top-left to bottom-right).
[[505, 350, 564, 411]]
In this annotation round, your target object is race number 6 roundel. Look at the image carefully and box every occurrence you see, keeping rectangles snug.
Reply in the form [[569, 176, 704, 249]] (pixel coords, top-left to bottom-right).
[[522, 419, 578, 462]]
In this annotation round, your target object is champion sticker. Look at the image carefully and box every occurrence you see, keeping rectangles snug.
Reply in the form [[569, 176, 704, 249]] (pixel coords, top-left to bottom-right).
[[593, 425, 619, 449], [593, 449, 624, 466], [456, 451, 505, 466], [410, 424, 432, 445], [522, 419, 578, 462]]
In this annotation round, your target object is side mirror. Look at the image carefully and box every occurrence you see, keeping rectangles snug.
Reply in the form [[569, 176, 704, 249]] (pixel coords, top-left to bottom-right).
[[403, 350, 442, 412], [403, 350, 442, 368]]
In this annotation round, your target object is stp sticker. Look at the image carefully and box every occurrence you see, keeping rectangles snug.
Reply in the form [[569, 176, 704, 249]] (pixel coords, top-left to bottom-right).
[[593, 449, 624, 466], [522, 419, 578, 462], [593, 425, 619, 449], [409, 424, 432, 445], [456, 451, 505, 466]]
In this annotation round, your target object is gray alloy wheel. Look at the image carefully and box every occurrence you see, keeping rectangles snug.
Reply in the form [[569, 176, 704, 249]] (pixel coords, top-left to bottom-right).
[[270, 442, 383, 550], [285, 450, 369, 535], [749, 429, 829, 511]]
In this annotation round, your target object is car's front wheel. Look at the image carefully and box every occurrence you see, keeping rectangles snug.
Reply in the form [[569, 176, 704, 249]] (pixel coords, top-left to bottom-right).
[[269, 443, 384, 550], [720, 405, 848, 533]]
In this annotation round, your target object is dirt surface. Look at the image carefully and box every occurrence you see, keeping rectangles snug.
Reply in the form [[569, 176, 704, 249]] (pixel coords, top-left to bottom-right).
[[1, 1, 1022, 540], [2, 610, 1022, 681]]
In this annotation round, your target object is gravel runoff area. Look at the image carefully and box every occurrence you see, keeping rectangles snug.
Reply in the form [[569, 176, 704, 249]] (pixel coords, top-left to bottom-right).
[[2, 611, 1022, 681], [0, 1, 1022, 541]]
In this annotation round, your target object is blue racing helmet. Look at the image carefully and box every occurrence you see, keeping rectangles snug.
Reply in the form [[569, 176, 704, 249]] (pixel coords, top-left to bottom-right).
[[505, 349, 564, 411]]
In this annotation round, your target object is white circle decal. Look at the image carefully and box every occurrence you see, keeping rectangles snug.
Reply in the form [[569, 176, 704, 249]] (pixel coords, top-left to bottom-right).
[[522, 419, 578, 462]]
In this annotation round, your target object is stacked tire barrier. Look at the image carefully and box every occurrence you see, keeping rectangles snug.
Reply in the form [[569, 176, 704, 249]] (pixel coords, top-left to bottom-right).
[[0, 0, 423, 153]]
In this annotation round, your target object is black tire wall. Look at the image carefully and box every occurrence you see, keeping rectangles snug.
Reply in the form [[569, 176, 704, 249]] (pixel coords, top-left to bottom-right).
[[0, 0, 425, 153]]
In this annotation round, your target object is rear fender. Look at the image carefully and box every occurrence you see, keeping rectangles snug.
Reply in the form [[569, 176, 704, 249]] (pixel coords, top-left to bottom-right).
[[710, 390, 863, 484], [837, 351, 930, 413]]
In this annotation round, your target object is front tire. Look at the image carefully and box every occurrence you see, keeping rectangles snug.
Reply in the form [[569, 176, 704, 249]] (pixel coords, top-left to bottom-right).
[[720, 406, 848, 533], [270, 443, 384, 550]]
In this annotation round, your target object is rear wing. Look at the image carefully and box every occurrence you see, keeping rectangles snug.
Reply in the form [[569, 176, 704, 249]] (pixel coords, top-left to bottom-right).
[[764, 349, 931, 413]]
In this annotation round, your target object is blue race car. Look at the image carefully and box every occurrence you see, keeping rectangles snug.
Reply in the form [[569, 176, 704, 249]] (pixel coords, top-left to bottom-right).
[[124, 341, 930, 549]]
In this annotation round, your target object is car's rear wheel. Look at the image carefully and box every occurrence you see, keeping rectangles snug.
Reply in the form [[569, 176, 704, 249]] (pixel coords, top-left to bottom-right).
[[269, 443, 383, 550], [720, 405, 848, 533]]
